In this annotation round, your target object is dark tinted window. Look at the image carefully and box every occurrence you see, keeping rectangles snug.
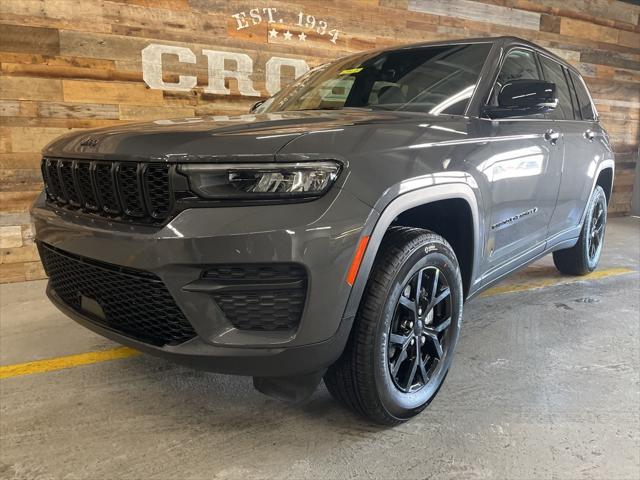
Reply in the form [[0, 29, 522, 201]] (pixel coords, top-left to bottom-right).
[[567, 72, 581, 119], [490, 49, 540, 105], [569, 70, 595, 120], [539, 55, 574, 120], [263, 43, 492, 115]]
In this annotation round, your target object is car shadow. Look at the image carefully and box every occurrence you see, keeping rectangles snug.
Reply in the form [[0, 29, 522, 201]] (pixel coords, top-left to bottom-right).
[[117, 354, 397, 435]]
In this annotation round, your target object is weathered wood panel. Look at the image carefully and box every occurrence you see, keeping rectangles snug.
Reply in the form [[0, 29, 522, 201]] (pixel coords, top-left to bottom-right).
[[409, 0, 542, 30], [0, 0, 638, 283]]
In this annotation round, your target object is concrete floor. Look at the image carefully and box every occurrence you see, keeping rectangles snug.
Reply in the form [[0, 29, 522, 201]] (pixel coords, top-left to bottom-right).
[[1, 217, 638, 479]]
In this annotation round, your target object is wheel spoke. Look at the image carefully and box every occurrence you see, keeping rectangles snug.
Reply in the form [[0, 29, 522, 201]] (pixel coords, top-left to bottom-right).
[[427, 316, 452, 334], [390, 333, 410, 347], [399, 295, 416, 313], [429, 287, 450, 310], [391, 347, 408, 376], [425, 331, 444, 359], [429, 268, 440, 304], [419, 357, 429, 384], [433, 339, 444, 359], [405, 347, 420, 390], [414, 268, 425, 310]]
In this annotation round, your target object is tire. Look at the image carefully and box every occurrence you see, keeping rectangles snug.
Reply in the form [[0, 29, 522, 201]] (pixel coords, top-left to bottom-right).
[[325, 227, 464, 425], [553, 185, 608, 276]]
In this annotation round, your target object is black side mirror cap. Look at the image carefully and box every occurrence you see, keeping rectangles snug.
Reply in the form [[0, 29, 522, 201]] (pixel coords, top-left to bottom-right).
[[483, 79, 558, 119]]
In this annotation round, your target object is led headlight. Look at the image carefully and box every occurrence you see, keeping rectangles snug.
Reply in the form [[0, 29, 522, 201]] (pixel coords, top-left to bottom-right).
[[178, 161, 341, 200]]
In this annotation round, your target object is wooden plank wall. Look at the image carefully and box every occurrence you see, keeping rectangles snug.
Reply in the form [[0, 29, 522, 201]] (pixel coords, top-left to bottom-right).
[[1, 0, 639, 283]]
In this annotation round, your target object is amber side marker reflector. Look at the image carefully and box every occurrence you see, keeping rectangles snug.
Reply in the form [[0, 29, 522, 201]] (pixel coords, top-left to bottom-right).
[[346, 235, 370, 286]]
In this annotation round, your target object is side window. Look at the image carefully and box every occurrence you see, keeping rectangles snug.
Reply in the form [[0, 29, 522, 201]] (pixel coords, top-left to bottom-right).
[[539, 55, 574, 120], [490, 49, 540, 105], [566, 69, 581, 120], [569, 70, 596, 120]]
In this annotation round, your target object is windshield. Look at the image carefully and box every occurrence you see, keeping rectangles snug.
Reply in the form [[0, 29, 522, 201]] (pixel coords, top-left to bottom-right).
[[260, 42, 492, 116]]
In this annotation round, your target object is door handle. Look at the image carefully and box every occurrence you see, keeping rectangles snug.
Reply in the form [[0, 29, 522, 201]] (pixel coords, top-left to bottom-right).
[[584, 129, 596, 141], [544, 129, 560, 144]]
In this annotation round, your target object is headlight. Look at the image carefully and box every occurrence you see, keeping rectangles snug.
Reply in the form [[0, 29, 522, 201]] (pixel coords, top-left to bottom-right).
[[178, 161, 341, 200]]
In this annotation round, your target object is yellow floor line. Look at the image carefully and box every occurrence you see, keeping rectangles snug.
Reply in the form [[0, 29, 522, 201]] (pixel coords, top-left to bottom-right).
[[0, 266, 636, 380], [479, 266, 635, 298], [0, 346, 140, 380]]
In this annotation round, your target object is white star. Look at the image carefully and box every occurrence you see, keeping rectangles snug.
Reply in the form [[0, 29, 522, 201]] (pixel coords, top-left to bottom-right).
[[268, 28, 278, 39], [283, 30, 292, 40], [298, 32, 307, 42]]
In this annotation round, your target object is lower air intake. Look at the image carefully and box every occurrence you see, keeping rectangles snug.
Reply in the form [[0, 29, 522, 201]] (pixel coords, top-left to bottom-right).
[[38, 243, 196, 346], [204, 264, 308, 331]]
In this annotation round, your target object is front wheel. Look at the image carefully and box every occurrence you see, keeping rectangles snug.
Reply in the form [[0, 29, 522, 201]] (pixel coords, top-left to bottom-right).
[[324, 227, 464, 425], [553, 185, 608, 275]]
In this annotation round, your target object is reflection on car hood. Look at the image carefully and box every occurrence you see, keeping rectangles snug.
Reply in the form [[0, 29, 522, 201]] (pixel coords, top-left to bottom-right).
[[42, 110, 432, 162]]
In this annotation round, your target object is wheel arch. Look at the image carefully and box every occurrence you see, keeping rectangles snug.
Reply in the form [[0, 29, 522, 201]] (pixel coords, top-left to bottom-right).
[[595, 165, 614, 205], [342, 182, 483, 319], [579, 159, 615, 226]]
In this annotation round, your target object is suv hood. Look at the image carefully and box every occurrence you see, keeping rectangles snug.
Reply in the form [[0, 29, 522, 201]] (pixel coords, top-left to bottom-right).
[[42, 110, 422, 162]]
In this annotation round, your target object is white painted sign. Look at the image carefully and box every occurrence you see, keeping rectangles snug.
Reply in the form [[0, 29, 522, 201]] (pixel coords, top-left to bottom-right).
[[142, 44, 310, 97], [231, 7, 340, 44]]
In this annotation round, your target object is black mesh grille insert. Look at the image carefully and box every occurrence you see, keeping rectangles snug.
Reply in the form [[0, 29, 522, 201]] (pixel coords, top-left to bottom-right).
[[41, 158, 172, 224], [59, 160, 81, 206], [95, 163, 120, 213], [39, 242, 196, 346], [118, 163, 145, 217], [145, 164, 171, 218], [45, 159, 64, 202], [204, 264, 307, 331], [76, 162, 98, 210]]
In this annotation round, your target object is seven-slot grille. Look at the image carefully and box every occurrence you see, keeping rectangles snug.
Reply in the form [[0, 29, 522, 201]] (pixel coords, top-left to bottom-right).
[[38, 242, 196, 346], [41, 158, 172, 224]]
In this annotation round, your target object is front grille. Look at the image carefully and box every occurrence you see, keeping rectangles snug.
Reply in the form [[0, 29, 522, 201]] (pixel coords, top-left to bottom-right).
[[38, 243, 196, 346], [41, 158, 173, 224], [204, 264, 307, 331]]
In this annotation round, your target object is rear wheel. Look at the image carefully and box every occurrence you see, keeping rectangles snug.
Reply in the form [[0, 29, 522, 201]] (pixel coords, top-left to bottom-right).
[[325, 227, 463, 425], [553, 185, 607, 275]]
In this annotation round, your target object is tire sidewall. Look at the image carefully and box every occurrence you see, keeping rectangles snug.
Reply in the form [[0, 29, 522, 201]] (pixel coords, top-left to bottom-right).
[[372, 239, 463, 420], [583, 186, 607, 271]]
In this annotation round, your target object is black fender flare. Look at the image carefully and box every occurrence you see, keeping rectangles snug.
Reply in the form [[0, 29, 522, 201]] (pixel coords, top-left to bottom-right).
[[341, 181, 483, 320]]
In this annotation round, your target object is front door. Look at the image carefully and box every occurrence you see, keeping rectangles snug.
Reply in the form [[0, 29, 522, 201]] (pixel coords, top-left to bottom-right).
[[481, 121, 563, 276], [479, 48, 563, 281]]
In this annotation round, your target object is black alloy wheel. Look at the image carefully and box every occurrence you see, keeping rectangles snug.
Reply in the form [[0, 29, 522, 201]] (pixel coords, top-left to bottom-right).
[[588, 199, 605, 261], [387, 266, 453, 393], [324, 227, 463, 425], [553, 185, 607, 276]]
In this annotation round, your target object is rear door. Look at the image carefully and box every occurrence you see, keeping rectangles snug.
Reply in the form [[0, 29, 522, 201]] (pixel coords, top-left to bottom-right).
[[542, 59, 607, 240], [480, 48, 563, 279]]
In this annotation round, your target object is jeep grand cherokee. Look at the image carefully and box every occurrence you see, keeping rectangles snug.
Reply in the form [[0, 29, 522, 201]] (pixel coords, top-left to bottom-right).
[[33, 37, 613, 424]]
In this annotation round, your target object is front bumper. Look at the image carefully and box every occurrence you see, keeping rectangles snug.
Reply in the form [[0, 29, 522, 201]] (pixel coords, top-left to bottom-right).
[[33, 187, 376, 376]]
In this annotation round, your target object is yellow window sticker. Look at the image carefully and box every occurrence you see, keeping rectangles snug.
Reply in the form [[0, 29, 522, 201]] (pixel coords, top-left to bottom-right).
[[339, 67, 363, 75]]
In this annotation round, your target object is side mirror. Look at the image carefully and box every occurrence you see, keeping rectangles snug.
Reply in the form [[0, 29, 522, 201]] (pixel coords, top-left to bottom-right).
[[250, 100, 265, 113], [483, 80, 557, 119]]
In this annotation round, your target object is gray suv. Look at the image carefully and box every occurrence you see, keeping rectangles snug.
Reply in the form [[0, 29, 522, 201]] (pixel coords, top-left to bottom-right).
[[33, 37, 613, 424]]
